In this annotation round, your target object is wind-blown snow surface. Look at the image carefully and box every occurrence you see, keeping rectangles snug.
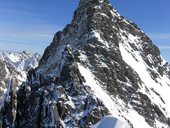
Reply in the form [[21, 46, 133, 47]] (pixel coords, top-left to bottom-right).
[[92, 116, 125, 128]]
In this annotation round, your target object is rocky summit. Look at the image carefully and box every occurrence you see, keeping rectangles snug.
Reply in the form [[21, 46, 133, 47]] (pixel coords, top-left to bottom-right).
[[1, 0, 170, 127]]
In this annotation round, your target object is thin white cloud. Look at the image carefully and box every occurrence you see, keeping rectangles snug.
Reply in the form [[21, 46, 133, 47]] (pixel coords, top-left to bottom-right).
[[0, 23, 63, 41], [0, 22, 63, 53], [0, 1, 63, 42], [158, 45, 170, 50], [148, 33, 170, 50], [149, 33, 170, 40]]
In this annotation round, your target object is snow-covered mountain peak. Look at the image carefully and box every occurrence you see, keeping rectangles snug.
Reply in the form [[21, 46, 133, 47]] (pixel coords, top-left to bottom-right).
[[1, 0, 170, 128]]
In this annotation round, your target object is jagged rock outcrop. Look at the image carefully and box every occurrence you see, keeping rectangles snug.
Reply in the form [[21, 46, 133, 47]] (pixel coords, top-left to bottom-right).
[[1, 0, 170, 127], [0, 78, 17, 128]]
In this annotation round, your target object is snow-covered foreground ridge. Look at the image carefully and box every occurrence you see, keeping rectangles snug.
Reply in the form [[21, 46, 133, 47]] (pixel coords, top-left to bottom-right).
[[92, 116, 126, 128], [1, 0, 170, 127]]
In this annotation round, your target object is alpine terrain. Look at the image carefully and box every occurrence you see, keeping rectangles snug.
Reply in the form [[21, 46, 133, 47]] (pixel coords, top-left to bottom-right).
[[0, 0, 170, 127], [0, 51, 40, 117]]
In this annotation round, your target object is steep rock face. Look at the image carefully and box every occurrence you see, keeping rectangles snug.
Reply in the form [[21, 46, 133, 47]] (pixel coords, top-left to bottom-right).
[[1, 0, 170, 127]]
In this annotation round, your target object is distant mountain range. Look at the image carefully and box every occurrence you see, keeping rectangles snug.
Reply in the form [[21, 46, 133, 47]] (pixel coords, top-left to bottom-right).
[[0, 51, 40, 101]]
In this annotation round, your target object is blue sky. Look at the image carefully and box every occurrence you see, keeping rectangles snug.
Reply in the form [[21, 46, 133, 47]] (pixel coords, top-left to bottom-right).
[[0, 0, 170, 62]]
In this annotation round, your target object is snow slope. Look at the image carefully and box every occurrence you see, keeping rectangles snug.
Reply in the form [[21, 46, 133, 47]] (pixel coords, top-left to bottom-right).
[[78, 63, 154, 128], [119, 32, 170, 118], [92, 116, 126, 128]]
